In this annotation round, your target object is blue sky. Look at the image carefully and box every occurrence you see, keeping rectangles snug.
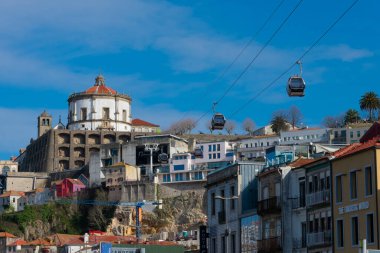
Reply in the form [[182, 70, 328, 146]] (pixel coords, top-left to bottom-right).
[[0, 0, 379, 159]]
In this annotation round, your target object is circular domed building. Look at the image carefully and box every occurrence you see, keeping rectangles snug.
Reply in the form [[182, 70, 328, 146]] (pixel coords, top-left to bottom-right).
[[67, 75, 132, 131]]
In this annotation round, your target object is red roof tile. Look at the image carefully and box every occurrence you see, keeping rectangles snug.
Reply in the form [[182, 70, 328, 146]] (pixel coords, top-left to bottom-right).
[[28, 238, 52, 246], [0, 232, 17, 238], [0, 191, 25, 198], [132, 119, 159, 127], [85, 85, 116, 95], [289, 158, 316, 168], [332, 136, 380, 159], [8, 239, 28, 246]]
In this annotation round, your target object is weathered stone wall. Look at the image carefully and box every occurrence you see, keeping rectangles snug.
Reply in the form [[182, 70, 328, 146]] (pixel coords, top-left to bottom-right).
[[6, 172, 49, 191]]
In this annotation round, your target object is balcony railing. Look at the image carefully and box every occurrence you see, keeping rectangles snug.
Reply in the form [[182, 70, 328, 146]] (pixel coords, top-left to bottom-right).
[[257, 196, 281, 215], [307, 230, 332, 247], [292, 197, 306, 209], [306, 190, 330, 207], [257, 237, 282, 253], [218, 211, 226, 224], [293, 237, 307, 249]]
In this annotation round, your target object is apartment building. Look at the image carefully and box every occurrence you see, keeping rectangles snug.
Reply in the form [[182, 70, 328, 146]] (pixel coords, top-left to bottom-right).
[[331, 135, 380, 252], [304, 158, 333, 253], [280, 128, 331, 145], [236, 135, 279, 160], [206, 162, 263, 253], [157, 141, 236, 184], [330, 123, 371, 144]]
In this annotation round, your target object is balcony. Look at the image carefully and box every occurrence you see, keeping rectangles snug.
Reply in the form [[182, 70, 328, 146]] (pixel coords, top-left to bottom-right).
[[293, 237, 307, 249], [307, 230, 332, 247], [257, 237, 282, 253], [292, 197, 306, 209], [218, 211, 226, 224], [257, 196, 281, 215], [306, 190, 330, 207]]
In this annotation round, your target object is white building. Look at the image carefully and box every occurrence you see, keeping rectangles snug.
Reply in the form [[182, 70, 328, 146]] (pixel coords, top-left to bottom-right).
[[280, 128, 330, 145], [237, 135, 280, 160], [330, 123, 371, 144], [0, 160, 18, 175], [158, 141, 236, 184], [67, 75, 132, 132], [0, 191, 26, 213]]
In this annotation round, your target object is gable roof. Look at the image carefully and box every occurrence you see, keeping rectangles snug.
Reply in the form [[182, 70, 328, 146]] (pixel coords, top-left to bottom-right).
[[0, 191, 25, 198], [360, 121, 380, 143], [132, 119, 159, 127], [8, 239, 28, 246], [0, 232, 17, 238], [289, 158, 315, 168]]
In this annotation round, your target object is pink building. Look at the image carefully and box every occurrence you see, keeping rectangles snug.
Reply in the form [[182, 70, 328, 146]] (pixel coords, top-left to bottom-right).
[[53, 178, 86, 198]]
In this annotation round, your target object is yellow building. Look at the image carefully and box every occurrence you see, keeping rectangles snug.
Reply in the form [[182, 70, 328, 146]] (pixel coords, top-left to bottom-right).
[[104, 162, 141, 188], [331, 135, 380, 252]]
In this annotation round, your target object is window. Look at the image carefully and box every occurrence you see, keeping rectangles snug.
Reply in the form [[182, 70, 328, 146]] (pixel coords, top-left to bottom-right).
[[350, 171, 357, 199], [217, 144, 220, 151], [213, 153, 216, 159], [217, 153, 221, 159], [212, 238, 216, 253], [209, 154, 212, 159], [267, 142, 269, 146], [351, 216, 358, 246], [211, 193, 216, 215], [313, 175, 319, 192], [350, 131, 354, 138], [213, 144, 216, 151], [230, 234, 236, 253], [337, 219, 344, 247], [255, 143, 257, 147], [81, 108, 87, 121], [365, 166, 373, 196], [260, 142, 263, 147], [102, 107, 110, 119], [209, 145, 212, 152], [230, 186, 235, 210], [122, 110, 127, 121], [336, 175, 343, 203], [221, 236, 226, 253], [357, 131, 360, 137], [367, 213, 374, 243]]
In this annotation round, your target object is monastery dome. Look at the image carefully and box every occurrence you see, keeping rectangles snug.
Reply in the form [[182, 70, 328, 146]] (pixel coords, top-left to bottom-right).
[[85, 75, 117, 95]]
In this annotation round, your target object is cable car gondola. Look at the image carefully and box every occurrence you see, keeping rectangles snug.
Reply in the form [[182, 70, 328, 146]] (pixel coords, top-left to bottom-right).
[[287, 61, 306, 97], [211, 102, 226, 131], [194, 147, 203, 158]]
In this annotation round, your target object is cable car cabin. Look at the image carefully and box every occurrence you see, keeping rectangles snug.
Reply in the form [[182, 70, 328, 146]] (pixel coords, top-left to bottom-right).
[[194, 148, 203, 158], [211, 113, 226, 130], [287, 76, 306, 97]]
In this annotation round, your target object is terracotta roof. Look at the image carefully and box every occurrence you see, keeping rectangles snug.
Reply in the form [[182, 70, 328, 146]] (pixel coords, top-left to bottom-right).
[[289, 158, 315, 168], [360, 121, 380, 143], [132, 119, 159, 127], [28, 238, 52, 246], [85, 75, 117, 95], [49, 233, 136, 246], [0, 191, 25, 198], [332, 137, 380, 159], [0, 232, 17, 238], [67, 178, 85, 186], [8, 239, 28, 246]]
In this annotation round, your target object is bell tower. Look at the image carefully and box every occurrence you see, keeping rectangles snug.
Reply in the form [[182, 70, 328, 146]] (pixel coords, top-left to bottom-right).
[[38, 111, 52, 137]]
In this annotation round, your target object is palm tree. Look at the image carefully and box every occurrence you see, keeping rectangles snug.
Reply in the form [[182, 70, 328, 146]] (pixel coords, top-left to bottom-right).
[[270, 115, 289, 134], [344, 109, 361, 125], [359, 91, 380, 121]]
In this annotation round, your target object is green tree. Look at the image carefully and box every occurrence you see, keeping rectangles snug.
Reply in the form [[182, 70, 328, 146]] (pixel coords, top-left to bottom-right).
[[359, 91, 380, 121], [344, 109, 361, 125], [270, 115, 289, 134]]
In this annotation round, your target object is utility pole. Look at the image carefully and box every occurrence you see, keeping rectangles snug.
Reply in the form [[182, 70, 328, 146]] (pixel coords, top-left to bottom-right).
[[144, 143, 159, 176]]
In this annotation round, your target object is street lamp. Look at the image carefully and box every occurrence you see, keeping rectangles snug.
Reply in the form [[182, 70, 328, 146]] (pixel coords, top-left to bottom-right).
[[214, 195, 238, 253]]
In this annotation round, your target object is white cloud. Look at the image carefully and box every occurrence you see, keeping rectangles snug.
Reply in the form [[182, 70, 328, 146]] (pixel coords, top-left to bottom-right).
[[309, 44, 373, 62]]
